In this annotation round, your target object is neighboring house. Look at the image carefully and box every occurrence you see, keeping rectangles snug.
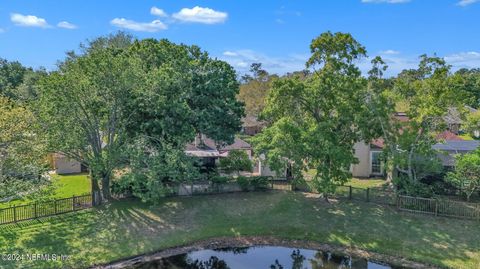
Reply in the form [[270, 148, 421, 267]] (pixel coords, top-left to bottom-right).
[[351, 139, 385, 178], [241, 116, 266, 136], [185, 134, 286, 178], [433, 140, 480, 168], [351, 128, 478, 178], [435, 130, 464, 141], [51, 153, 84, 174], [443, 106, 478, 134]]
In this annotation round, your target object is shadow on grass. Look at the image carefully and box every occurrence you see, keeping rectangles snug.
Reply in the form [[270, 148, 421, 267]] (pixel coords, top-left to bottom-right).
[[0, 192, 478, 269]]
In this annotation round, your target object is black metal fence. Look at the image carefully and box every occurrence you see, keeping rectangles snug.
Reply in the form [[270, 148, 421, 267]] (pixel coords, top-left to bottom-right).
[[0, 194, 92, 225], [294, 182, 480, 220]]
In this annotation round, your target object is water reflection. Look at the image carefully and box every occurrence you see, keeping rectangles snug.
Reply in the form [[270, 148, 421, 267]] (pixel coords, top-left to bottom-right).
[[133, 246, 405, 269]]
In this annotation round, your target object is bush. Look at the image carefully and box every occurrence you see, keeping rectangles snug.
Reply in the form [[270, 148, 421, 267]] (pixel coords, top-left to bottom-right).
[[218, 150, 253, 175], [250, 176, 270, 190], [236, 176, 250, 191], [394, 176, 434, 197], [210, 175, 230, 185]]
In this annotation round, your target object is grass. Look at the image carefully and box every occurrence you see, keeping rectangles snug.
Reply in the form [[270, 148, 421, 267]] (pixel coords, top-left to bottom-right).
[[458, 134, 475, 140], [0, 174, 90, 208], [0, 191, 479, 269], [346, 178, 387, 189]]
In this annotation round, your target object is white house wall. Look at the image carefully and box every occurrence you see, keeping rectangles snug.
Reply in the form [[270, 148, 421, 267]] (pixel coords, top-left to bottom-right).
[[351, 141, 371, 178]]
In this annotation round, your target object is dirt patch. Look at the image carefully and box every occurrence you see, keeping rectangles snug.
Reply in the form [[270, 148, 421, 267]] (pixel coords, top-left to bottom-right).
[[94, 236, 441, 269]]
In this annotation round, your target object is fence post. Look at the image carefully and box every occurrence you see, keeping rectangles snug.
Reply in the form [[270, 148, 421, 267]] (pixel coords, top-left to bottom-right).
[[54, 200, 58, 215], [34, 203, 37, 219], [72, 195, 76, 211], [366, 188, 370, 202], [435, 199, 438, 216], [349, 186, 352, 200], [13, 205, 17, 223]]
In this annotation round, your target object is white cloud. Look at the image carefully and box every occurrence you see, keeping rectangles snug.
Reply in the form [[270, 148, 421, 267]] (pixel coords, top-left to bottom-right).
[[379, 49, 400, 55], [151, 7, 168, 17], [222, 49, 480, 77], [110, 18, 167, 32], [444, 51, 480, 65], [57, 21, 77, 29], [172, 6, 228, 24], [457, 0, 480, 6], [361, 0, 411, 3], [223, 51, 238, 57], [219, 49, 307, 75], [10, 13, 49, 28]]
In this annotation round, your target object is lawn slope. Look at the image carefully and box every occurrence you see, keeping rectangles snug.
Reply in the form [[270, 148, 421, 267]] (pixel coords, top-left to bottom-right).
[[0, 191, 478, 269]]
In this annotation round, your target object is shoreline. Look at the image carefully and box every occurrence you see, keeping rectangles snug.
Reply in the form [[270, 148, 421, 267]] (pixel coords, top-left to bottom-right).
[[95, 236, 441, 269]]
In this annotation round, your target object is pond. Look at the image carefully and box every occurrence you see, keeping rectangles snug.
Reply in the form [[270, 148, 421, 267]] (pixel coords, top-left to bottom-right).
[[133, 246, 407, 269]]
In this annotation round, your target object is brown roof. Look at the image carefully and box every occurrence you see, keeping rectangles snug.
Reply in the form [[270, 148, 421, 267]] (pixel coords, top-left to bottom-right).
[[371, 138, 385, 149], [242, 116, 266, 127], [435, 130, 464, 141]]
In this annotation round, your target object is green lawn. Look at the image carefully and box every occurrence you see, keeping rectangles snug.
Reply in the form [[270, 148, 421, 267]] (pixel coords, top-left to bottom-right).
[[0, 174, 90, 208], [346, 178, 387, 189], [0, 191, 479, 269], [458, 134, 475, 141]]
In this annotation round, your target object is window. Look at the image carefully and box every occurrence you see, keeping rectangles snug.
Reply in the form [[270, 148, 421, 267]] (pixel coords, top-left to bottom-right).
[[371, 151, 383, 175]]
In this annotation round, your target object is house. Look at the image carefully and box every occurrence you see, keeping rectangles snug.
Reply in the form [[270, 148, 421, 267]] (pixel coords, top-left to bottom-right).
[[185, 134, 285, 177], [241, 116, 266, 136], [443, 106, 478, 134], [350, 111, 408, 178], [351, 139, 385, 178], [51, 153, 84, 174], [433, 140, 480, 168]]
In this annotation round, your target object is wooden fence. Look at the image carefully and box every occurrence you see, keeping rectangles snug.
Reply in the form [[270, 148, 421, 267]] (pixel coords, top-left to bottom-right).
[[0, 194, 92, 225]]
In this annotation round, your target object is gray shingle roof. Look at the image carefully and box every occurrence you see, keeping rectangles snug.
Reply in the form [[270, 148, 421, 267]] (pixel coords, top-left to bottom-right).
[[433, 140, 480, 152]]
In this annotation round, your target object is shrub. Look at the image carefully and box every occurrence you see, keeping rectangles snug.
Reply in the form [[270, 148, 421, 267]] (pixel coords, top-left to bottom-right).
[[250, 176, 270, 190], [218, 150, 253, 175], [210, 175, 230, 184], [394, 175, 434, 197], [446, 150, 480, 201], [236, 176, 250, 191]]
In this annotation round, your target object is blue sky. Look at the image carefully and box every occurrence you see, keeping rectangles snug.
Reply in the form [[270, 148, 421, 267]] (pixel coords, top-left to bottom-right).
[[0, 0, 479, 76]]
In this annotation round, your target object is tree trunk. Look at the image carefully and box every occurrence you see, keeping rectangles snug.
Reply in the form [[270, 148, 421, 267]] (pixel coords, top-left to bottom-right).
[[101, 173, 111, 202], [91, 173, 102, 206]]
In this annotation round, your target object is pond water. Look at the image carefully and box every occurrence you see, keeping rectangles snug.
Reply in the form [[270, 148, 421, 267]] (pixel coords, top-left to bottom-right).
[[133, 246, 407, 269]]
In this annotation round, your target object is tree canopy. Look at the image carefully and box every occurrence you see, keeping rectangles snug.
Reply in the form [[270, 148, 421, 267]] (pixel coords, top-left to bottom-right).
[[253, 31, 379, 197], [36, 33, 244, 204]]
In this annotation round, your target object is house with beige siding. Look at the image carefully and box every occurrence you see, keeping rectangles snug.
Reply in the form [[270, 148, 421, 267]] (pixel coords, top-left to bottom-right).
[[351, 140, 385, 178]]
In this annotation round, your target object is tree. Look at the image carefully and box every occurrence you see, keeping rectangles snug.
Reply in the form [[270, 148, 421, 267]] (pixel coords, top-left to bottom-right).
[[253, 32, 378, 199], [0, 58, 29, 99], [37, 34, 140, 204], [238, 63, 278, 118], [0, 96, 47, 199], [218, 150, 253, 175], [446, 150, 480, 201], [37, 34, 244, 204], [449, 68, 480, 109], [465, 110, 480, 139], [369, 55, 460, 185], [121, 39, 244, 202]]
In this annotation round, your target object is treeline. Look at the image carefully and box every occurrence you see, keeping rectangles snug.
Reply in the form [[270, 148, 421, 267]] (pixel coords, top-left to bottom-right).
[[2, 31, 480, 203]]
